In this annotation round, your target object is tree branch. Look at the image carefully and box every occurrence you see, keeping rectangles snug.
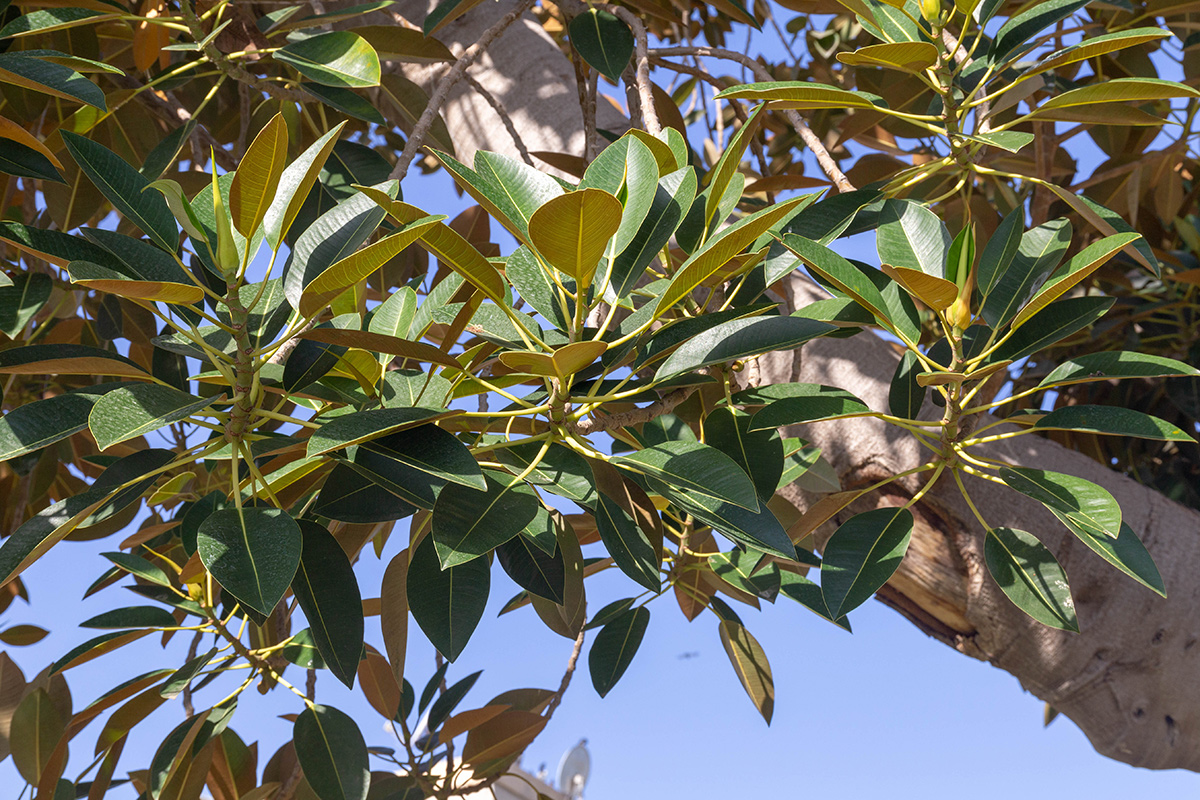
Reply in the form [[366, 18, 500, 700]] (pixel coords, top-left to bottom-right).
[[389, 0, 538, 182], [464, 72, 535, 167], [649, 46, 855, 193], [568, 387, 693, 436]]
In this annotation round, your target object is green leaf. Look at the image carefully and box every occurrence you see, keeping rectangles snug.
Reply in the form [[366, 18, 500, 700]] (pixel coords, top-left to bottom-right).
[[294, 705, 370, 800], [1037, 351, 1199, 390], [888, 350, 925, 420], [424, 0, 487, 35], [976, 207, 1023, 299], [11, 688, 64, 784], [0, 8, 116, 38], [836, 41, 938, 73], [432, 471, 539, 568], [435, 150, 563, 244], [715, 80, 880, 110], [962, 131, 1035, 153], [980, 219, 1071, 329], [615, 440, 760, 512], [314, 463, 417, 524], [88, 384, 215, 450], [299, 214, 443, 316], [588, 606, 649, 698], [777, 572, 850, 630], [1033, 405, 1193, 442], [1018, 28, 1170, 81], [1056, 518, 1165, 598], [285, 184, 392, 311], [351, 424, 485, 510], [0, 449, 173, 585], [507, 245, 570, 330], [0, 391, 100, 462], [104, 551, 173, 587], [528, 188, 623, 287], [196, 508, 302, 617], [780, 233, 913, 341], [348, 25, 456, 63], [0, 221, 120, 269], [1043, 188, 1158, 276], [737, 383, 871, 431], [655, 315, 835, 380], [230, 114, 288, 238], [591, 473, 661, 592], [160, 648, 217, 699], [875, 199, 951, 278], [647, 476, 794, 560], [1034, 77, 1200, 113], [568, 8, 633, 82], [66, 260, 204, 305], [427, 670, 481, 731], [80, 606, 177, 629], [704, 105, 763, 229], [708, 549, 780, 601], [264, 124, 345, 250], [581, 135, 658, 278], [703, 407, 784, 504], [718, 620, 774, 723], [821, 507, 913, 618], [984, 527, 1077, 631], [276, 31, 381, 88], [1010, 233, 1140, 329], [657, 196, 809, 314], [494, 442, 596, 508], [407, 534, 489, 661], [610, 167, 696, 298], [0, 138, 63, 183], [991, 296, 1114, 364], [307, 407, 450, 457], [61, 132, 177, 252], [496, 534, 565, 604], [0, 52, 105, 110], [988, 0, 1090, 64], [283, 629, 328, 670], [999, 466, 1121, 539], [301, 83, 386, 124], [0, 342, 148, 378], [291, 520, 364, 689]]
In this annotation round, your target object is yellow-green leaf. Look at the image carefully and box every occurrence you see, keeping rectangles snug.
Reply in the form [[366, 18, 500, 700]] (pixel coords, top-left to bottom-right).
[[230, 113, 289, 238], [880, 264, 958, 310], [528, 188, 623, 286], [1037, 78, 1200, 112], [1011, 233, 1140, 329], [718, 620, 774, 724], [836, 41, 937, 73]]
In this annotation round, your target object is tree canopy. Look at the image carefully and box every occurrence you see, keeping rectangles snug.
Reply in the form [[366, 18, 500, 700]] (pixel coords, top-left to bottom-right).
[[0, 0, 1198, 795]]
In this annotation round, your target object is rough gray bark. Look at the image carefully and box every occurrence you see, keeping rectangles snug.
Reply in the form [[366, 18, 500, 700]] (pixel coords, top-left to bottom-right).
[[358, 0, 1200, 771]]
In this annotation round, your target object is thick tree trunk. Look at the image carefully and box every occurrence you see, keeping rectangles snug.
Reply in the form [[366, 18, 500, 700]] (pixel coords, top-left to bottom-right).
[[363, 0, 1200, 770]]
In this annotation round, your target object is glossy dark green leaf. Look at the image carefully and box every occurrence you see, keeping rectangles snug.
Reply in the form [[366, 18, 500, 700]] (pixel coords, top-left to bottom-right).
[[313, 463, 418, 524], [80, 606, 176, 629], [285, 187, 391, 311], [655, 315, 835, 380], [989, 0, 1091, 64], [647, 476, 794, 560], [294, 705, 370, 800], [308, 406, 447, 457], [276, 31, 381, 88], [1037, 351, 1199, 390], [0, 273, 50, 339], [984, 527, 1078, 631], [159, 648, 217, 699], [589, 606, 649, 698], [584, 597, 637, 630], [737, 383, 871, 431], [980, 219, 1071, 329], [1000, 466, 1121, 539], [777, 572, 850, 630], [282, 629, 327, 670], [709, 549, 780, 601], [496, 534, 565, 603], [633, 303, 776, 369], [179, 491, 223, 555], [1033, 405, 1193, 442], [88, 384, 215, 450], [0, 342, 147, 379], [975, 208, 1023, 299], [821, 507, 913, 618], [0, 52, 105, 110], [569, 8, 633, 81], [61, 132, 177, 252], [494, 441, 596, 508], [432, 471, 539, 568], [0, 140, 61, 183], [0, 449, 173, 585], [611, 167, 696, 298], [615, 440, 759, 511], [407, 535, 489, 661], [991, 296, 1114, 364], [103, 552, 172, 587], [594, 488, 660, 592], [196, 507, 302, 617], [1056, 518, 1164, 597], [355, 424, 485, 502], [0, 391, 100, 462], [875, 199, 951, 277], [291, 520, 364, 689], [436, 150, 563, 244], [703, 407, 784, 504], [427, 670, 481, 732], [888, 350, 925, 419], [302, 82, 386, 123]]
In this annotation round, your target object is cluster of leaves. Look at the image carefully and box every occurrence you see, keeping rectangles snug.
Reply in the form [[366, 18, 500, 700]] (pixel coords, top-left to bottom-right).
[[0, 0, 1196, 796]]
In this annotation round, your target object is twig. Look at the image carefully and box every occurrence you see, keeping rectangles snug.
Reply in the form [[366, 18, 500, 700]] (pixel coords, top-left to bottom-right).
[[180, 0, 307, 103], [543, 623, 586, 718], [602, 5, 660, 136], [568, 387, 692, 435], [389, 0, 538, 181], [464, 72, 534, 166], [650, 46, 855, 193]]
